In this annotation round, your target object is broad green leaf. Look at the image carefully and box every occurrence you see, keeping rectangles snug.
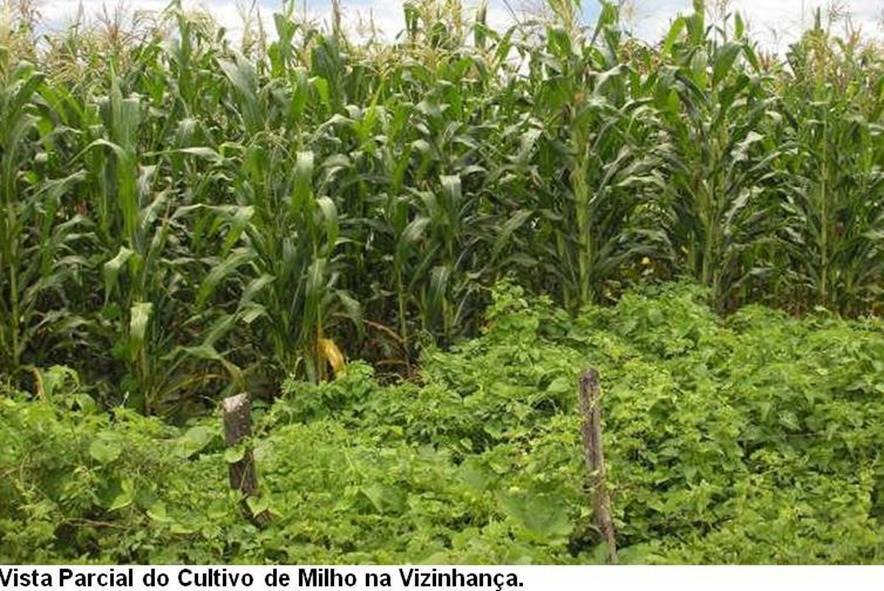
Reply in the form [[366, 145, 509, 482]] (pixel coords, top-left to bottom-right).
[[224, 446, 246, 464], [501, 491, 572, 542], [107, 478, 135, 511], [291, 150, 314, 213], [360, 484, 406, 515], [147, 501, 171, 523], [174, 426, 216, 459], [103, 246, 134, 300], [129, 302, 153, 354], [89, 433, 122, 464]]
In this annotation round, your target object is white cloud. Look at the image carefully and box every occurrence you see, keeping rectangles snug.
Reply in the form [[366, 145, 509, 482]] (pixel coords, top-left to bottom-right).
[[625, 0, 881, 51], [37, 0, 261, 38], [31, 0, 884, 49]]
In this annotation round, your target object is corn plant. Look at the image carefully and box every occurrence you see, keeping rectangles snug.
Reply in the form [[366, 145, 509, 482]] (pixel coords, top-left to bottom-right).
[[1, 0, 881, 413], [82, 75, 243, 414], [654, 3, 784, 309], [528, 1, 666, 308], [777, 19, 884, 314], [210, 49, 360, 382], [0, 53, 87, 377]]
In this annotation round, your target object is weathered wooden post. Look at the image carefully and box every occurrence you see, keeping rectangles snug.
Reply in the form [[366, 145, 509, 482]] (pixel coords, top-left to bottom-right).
[[221, 392, 269, 525], [578, 368, 617, 563]]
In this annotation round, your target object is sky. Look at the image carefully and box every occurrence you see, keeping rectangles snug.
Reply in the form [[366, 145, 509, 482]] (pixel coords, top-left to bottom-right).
[[34, 1, 884, 52]]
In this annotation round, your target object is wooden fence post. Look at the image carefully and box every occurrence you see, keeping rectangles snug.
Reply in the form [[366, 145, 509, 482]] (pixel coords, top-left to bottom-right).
[[221, 392, 269, 525], [578, 368, 617, 563]]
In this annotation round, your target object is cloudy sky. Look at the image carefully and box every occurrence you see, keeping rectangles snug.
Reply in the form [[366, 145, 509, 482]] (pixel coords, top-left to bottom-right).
[[37, 0, 884, 51]]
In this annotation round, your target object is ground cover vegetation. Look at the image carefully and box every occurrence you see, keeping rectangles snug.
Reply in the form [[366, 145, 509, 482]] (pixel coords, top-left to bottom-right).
[[1, 283, 882, 562], [0, 0, 881, 564]]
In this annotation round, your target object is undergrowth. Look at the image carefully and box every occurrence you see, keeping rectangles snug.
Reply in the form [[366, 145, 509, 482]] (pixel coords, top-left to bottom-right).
[[1, 282, 881, 563]]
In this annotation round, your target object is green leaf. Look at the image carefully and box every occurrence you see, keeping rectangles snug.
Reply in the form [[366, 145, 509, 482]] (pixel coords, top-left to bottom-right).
[[662, 17, 686, 56], [108, 478, 135, 511], [458, 458, 493, 491], [103, 246, 134, 300], [501, 491, 572, 542], [147, 501, 171, 523], [174, 426, 216, 459], [246, 495, 270, 516], [360, 484, 406, 515], [128, 302, 153, 360], [712, 43, 742, 87], [89, 433, 122, 464], [291, 150, 314, 213], [224, 446, 246, 464], [176, 146, 221, 162]]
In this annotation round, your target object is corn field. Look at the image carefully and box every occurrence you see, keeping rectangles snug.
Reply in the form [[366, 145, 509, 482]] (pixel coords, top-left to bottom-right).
[[0, 0, 881, 416]]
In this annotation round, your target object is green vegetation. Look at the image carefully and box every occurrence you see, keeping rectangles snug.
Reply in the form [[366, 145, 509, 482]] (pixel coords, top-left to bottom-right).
[[1, 284, 882, 563], [0, 0, 881, 411], [0, 0, 881, 565]]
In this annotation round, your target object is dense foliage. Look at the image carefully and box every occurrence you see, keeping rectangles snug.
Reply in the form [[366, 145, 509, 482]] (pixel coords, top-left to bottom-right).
[[1, 0, 882, 565], [1, 284, 881, 563], [0, 0, 881, 414]]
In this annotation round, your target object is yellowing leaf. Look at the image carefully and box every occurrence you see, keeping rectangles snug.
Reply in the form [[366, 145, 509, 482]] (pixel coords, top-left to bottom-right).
[[318, 338, 346, 377]]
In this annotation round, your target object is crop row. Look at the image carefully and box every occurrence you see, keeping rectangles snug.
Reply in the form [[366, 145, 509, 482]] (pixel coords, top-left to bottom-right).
[[0, 1, 881, 414]]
